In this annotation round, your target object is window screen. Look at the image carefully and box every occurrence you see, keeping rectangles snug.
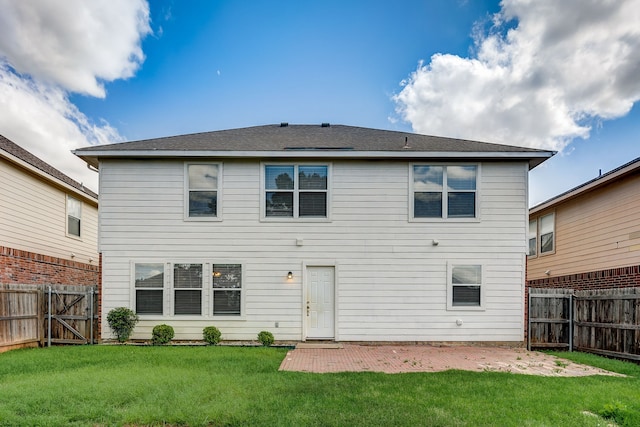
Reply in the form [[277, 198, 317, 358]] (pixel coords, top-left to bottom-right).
[[212, 264, 241, 316], [174, 263, 202, 315], [135, 263, 164, 315]]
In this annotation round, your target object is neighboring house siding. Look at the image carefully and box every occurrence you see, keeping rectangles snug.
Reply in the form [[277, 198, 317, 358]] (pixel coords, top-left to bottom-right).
[[0, 157, 99, 265], [99, 159, 529, 342], [528, 172, 640, 280]]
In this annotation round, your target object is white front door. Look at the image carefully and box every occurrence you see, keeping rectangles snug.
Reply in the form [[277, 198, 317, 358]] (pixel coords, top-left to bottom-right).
[[306, 266, 335, 339]]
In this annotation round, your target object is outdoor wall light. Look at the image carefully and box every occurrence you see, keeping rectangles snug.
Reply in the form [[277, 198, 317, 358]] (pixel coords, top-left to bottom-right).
[[287, 271, 293, 280]]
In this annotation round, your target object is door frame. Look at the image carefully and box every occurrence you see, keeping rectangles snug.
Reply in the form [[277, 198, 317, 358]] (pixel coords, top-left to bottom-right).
[[302, 261, 338, 341]]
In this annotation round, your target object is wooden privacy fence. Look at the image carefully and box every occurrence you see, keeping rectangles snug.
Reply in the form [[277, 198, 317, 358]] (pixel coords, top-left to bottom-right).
[[529, 287, 640, 362], [0, 288, 41, 352], [528, 288, 573, 351], [0, 284, 98, 353]]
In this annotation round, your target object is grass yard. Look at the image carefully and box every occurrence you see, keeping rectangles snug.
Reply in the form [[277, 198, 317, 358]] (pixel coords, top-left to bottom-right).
[[0, 346, 638, 426]]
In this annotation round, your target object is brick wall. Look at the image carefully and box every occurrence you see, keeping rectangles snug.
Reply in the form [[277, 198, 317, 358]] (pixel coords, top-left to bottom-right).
[[527, 265, 640, 290], [0, 245, 99, 286]]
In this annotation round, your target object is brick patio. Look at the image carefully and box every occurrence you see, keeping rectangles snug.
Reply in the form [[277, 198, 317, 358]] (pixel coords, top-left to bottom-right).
[[279, 344, 623, 377]]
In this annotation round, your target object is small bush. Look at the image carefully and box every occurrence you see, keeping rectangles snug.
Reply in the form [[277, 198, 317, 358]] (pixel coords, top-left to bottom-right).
[[257, 330, 274, 347], [203, 326, 222, 345], [106, 307, 139, 343], [151, 324, 175, 345], [599, 401, 636, 425]]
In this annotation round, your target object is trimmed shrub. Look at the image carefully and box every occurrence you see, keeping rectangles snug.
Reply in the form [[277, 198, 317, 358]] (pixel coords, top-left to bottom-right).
[[203, 326, 222, 345], [257, 330, 274, 347], [106, 307, 139, 343], [151, 324, 175, 345]]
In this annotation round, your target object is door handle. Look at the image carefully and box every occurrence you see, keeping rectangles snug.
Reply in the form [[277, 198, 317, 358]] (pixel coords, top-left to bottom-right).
[[306, 301, 310, 316]]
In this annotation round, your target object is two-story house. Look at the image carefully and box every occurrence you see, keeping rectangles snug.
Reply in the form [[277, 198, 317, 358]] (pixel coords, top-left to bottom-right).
[[0, 135, 99, 286], [73, 124, 553, 343], [528, 157, 640, 290]]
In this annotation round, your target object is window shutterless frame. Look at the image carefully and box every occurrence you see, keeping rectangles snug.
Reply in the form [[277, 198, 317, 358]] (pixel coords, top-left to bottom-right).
[[184, 162, 223, 221], [446, 262, 485, 311], [528, 218, 538, 257], [528, 212, 555, 257], [539, 212, 555, 255], [66, 195, 82, 238], [132, 262, 166, 316], [131, 260, 246, 320], [211, 263, 243, 317], [409, 163, 480, 222], [173, 263, 204, 315], [260, 162, 331, 222]]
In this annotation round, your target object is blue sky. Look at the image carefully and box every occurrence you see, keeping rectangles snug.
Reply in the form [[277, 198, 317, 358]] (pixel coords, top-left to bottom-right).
[[1, 0, 639, 206]]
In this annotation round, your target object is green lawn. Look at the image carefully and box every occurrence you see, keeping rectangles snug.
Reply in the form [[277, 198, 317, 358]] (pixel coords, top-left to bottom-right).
[[0, 346, 638, 426]]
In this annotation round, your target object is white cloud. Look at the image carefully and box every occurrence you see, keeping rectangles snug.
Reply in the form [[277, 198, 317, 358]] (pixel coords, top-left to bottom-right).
[[0, 65, 123, 191], [0, 0, 151, 97], [394, 0, 640, 152], [0, 0, 151, 192]]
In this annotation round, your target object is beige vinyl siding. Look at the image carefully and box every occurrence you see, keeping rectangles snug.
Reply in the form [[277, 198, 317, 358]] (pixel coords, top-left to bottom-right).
[[0, 158, 98, 264], [99, 159, 529, 342], [528, 173, 640, 279]]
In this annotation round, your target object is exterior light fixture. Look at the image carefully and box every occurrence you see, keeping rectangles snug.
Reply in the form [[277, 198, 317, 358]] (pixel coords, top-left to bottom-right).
[[287, 272, 293, 280]]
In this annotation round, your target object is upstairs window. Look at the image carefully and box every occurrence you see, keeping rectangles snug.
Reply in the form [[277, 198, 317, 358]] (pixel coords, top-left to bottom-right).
[[174, 263, 202, 315], [66, 196, 82, 237], [529, 212, 555, 256], [539, 213, 555, 254], [186, 164, 220, 219], [134, 263, 164, 315], [264, 164, 328, 219], [412, 165, 477, 219], [528, 219, 537, 256]]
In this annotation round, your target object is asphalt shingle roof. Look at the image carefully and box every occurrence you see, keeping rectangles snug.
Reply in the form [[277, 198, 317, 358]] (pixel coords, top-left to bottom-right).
[[0, 134, 98, 200], [74, 124, 548, 154]]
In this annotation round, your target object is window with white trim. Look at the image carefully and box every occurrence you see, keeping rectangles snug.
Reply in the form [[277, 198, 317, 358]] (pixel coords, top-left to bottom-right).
[[186, 163, 220, 219], [66, 195, 82, 237], [539, 213, 555, 254], [412, 165, 477, 219], [528, 219, 537, 256], [528, 212, 555, 256], [134, 263, 164, 315], [448, 264, 483, 310], [264, 164, 328, 218], [212, 264, 242, 316], [173, 263, 203, 315]]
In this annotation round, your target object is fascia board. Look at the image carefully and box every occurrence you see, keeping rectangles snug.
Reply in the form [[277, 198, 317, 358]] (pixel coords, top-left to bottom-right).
[[74, 149, 553, 161], [530, 161, 640, 214]]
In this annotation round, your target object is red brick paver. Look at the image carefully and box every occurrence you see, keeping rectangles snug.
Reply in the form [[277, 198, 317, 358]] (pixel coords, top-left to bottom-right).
[[278, 344, 622, 377]]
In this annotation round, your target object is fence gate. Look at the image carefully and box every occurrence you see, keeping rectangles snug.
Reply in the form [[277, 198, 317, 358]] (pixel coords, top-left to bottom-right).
[[528, 288, 573, 350], [46, 285, 98, 346]]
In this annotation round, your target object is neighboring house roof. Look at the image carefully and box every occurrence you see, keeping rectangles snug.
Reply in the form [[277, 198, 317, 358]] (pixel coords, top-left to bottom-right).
[[530, 157, 640, 215], [73, 123, 554, 169], [0, 134, 98, 202]]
